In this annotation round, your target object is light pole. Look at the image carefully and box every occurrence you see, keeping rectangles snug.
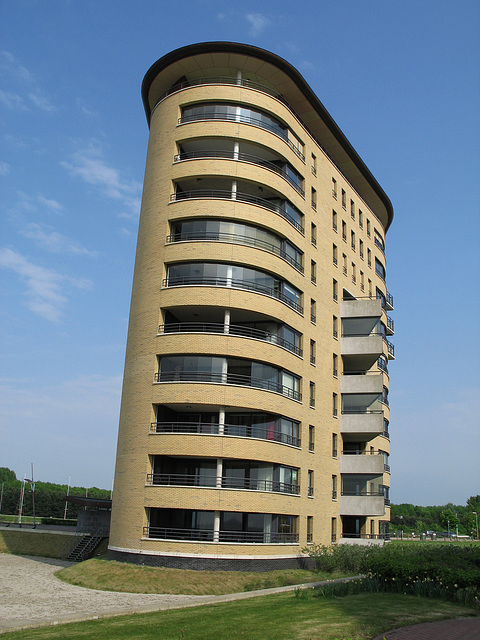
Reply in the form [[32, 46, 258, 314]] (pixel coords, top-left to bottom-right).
[[473, 512, 479, 540], [64, 475, 71, 520], [24, 463, 36, 528]]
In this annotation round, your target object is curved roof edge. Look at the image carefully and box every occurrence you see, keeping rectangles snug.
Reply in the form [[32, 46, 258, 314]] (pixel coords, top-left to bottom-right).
[[141, 42, 393, 231]]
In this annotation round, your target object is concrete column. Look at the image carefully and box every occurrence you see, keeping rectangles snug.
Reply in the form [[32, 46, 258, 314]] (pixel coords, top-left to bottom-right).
[[224, 309, 231, 334], [216, 458, 223, 488], [221, 358, 228, 385], [218, 406, 225, 435], [214, 511, 221, 543], [231, 179, 237, 200], [233, 141, 239, 161], [236, 69, 242, 85], [226, 265, 233, 288]]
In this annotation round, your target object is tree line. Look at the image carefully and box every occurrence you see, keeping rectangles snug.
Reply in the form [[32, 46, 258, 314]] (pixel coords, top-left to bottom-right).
[[391, 496, 480, 536], [0, 467, 110, 520]]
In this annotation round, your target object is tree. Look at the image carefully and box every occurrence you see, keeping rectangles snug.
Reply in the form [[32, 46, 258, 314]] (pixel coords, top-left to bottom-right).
[[440, 508, 459, 531], [0, 467, 18, 484]]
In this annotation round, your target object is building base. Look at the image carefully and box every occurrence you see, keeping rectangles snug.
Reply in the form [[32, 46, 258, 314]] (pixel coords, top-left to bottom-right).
[[108, 547, 311, 571]]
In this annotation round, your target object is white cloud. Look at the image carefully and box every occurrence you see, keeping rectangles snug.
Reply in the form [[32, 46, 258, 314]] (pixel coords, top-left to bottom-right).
[[0, 247, 93, 322], [0, 161, 10, 176], [61, 143, 141, 218], [28, 91, 56, 113], [37, 195, 64, 213], [0, 89, 28, 111], [21, 223, 97, 256], [246, 13, 271, 36], [0, 51, 56, 114]]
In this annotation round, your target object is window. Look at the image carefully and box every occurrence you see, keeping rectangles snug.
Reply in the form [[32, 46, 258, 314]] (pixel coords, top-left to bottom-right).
[[360, 270, 364, 291], [359, 209, 363, 228], [367, 248, 372, 268], [307, 516, 313, 542], [333, 353, 338, 377], [309, 425, 315, 451], [352, 262, 356, 284], [342, 254, 347, 275], [310, 339, 316, 365], [333, 315, 338, 339], [367, 219, 371, 237], [311, 260, 316, 284], [332, 177, 337, 199], [332, 433, 338, 458], [368, 278, 372, 297], [310, 299, 316, 324], [333, 279, 338, 302], [341, 189, 346, 209], [359, 239, 364, 260], [332, 210, 338, 232], [374, 229, 385, 252], [311, 222, 317, 246], [308, 470, 314, 497], [332, 476, 337, 500], [309, 382, 315, 408], [333, 244, 338, 266], [342, 220, 347, 242], [311, 153, 317, 176], [350, 199, 355, 219], [375, 258, 386, 280], [311, 187, 317, 211], [331, 517, 337, 543], [333, 393, 338, 417], [351, 230, 356, 251]]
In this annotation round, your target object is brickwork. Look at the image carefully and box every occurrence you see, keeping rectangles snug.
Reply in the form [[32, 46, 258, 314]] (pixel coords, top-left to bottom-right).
[[110, 44, 393, 567]]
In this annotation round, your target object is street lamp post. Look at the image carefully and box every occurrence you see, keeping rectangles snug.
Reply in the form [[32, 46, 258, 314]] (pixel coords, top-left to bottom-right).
[[473, 512, 479, 540]]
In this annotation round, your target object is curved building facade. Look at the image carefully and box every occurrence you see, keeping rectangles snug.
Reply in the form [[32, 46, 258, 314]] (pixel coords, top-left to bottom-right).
[[109, 42, 394, 570]]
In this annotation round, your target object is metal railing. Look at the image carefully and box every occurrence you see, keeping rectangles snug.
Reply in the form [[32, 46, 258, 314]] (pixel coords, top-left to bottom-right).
[[150, 422, 301, 447], [166, 232, 303, 272], [178, 108, 305, 162], [154, 370, 302, 401], [162, 276, 303, 314], [174, 150, 305, 196], [144, 526, 298, 543], [158, 322, 303, 356], [146, 473, 299, 494], [170, 190, 304, 234], [341, 532, 390, 540]]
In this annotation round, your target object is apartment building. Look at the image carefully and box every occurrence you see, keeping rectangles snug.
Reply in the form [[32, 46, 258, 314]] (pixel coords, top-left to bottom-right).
[[109, 42, 394, 570]]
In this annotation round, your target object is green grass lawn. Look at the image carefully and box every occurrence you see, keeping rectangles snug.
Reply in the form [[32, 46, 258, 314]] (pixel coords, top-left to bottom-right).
[[2, 592, 478, 640]]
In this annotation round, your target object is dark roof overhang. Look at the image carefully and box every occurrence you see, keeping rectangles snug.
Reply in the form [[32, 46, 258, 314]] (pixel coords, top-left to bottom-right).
[[66, 495, 112, 509], [141, 42, 393, 231]]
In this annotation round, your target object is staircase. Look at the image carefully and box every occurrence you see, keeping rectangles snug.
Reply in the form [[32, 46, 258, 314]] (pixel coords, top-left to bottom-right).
[[61, 526, 109, 562]]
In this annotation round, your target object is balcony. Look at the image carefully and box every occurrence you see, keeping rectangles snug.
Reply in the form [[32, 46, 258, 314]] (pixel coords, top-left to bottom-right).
[[150, 421, 301, 447], [170, 188, 304, 234], [154, 370, 302, 402], [158, 322, 303, 357], [174, 149, 305, 196], [339, 493, 387, 517], [341, 372, 384, 395], [162, 276, 303, 314], [144, 526, 299, 543], [340, 452, 387, 474], [166, 231, 303, 272], [340, 412, 385, 439], [146, 473, 300, 494]]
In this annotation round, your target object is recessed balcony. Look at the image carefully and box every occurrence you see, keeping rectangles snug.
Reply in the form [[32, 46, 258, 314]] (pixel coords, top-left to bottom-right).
[[146, 473, 300, 495]]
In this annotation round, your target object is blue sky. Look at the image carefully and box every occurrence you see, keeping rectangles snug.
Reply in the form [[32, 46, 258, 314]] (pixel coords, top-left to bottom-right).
[[1, 1, 479, 506]]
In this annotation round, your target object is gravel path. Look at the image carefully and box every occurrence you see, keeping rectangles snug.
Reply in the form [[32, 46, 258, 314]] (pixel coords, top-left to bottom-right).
[[0, 554, 223, 632]]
